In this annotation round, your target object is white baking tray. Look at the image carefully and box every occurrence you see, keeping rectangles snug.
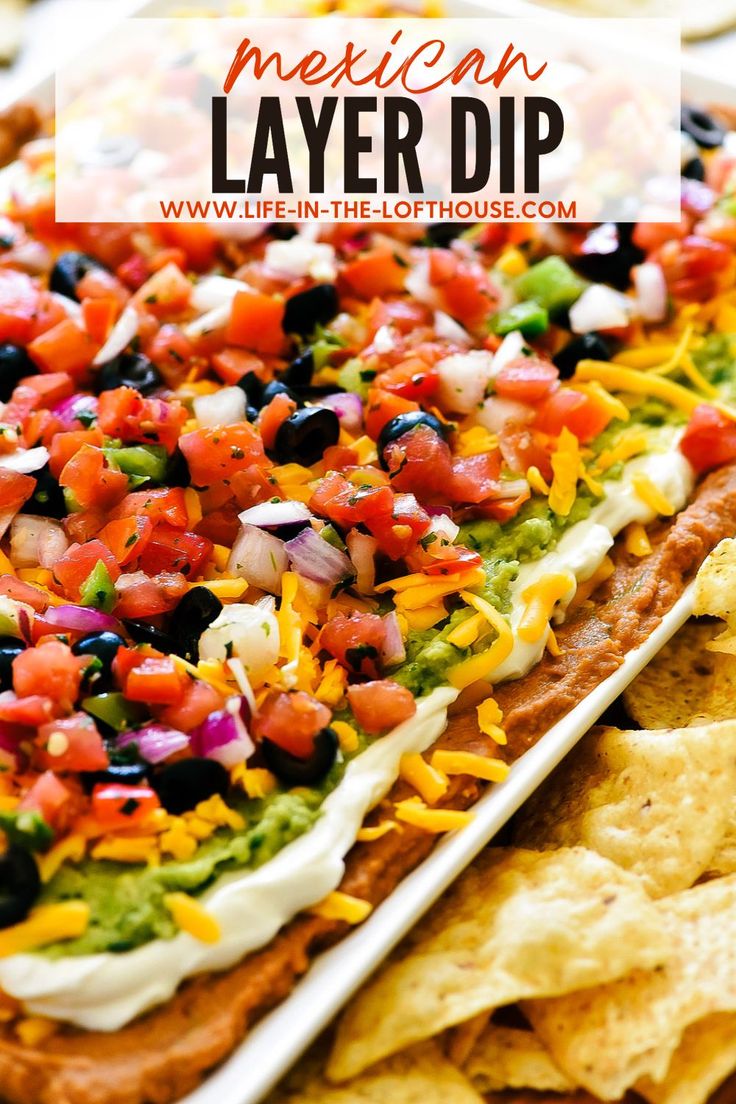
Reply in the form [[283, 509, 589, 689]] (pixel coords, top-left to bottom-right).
[[0, 5, 733, 1103]]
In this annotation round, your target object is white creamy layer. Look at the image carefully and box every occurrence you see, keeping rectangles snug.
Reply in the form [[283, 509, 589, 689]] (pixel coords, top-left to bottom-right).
[[0, 687, 457, 1031], [492, 446, 695, 682]]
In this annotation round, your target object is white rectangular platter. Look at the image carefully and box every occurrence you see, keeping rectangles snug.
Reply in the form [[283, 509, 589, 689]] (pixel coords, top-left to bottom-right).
[[0, 4, 733, 1102]]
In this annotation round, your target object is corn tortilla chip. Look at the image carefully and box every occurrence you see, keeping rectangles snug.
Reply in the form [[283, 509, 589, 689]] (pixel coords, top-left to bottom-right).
[[637, 1014, 736, 1104], [327, 848, 670, 1082], [693, 538, 736, 629], [269, 1041, 483, 1104], [525, 875, 736, 1100], [513, 721, 736, 898], [623, 621, 720, 729], [706, 797, 736, 876], [463, 1024, 576, 1094]]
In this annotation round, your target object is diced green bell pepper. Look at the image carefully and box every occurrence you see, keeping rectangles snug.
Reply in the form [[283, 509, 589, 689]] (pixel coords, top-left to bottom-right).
[[0, 809, 54, 852], [514, 256, 588, 315], [82, 692, 148, 732], [79, 560, 116, 613], [338, 358, 373, 398], [490, 300, 549, 338], [104, 444, 168, 483]]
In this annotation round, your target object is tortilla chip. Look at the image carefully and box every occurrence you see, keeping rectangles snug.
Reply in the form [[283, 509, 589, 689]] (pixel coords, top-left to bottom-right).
[[327, 848, 670, 1082], [513, 720, 736, 898], [693, 538, 736, 629], [637, 1014, 736, 1104], [525, 875, 736, 1100], [707, 797, 736, 877], [463, 1024, 576, 1094], [623, 621, 720, 728], [269, 1041, 483, 1104]]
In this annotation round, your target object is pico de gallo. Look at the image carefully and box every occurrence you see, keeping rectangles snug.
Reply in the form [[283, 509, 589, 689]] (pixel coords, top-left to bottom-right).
[[0, 103, 735, 965]]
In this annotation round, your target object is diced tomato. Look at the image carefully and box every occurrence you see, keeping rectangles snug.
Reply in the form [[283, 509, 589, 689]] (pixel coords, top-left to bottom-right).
[[27, 318, 98, 378], [680, 403, 736, 474], [125, 657, 185, 705], [76, 266, 129, 308], [383, 424, 454, 498], [19, 770, 71, 827], [108, 487, 188, 528], [494, 357, 560, 404], [211, 347, 267, 386], [364, 388, 420, 441], [116, 252, 150, 290], [258, 392, 297, 450], [632, 217, 689, 253], [138, 524, 212, 578], [367, 298, 431, 337], [36, 713, 109, 772], [133, 262, 192, 317], [97, 387, 187, 454], [449, 452, 504, 504], [0, 692, 58, 727], [49, 428, 105, 478], [63, 510, 105, 545], [377, 360, 439, 401], [17, 372, 75, 407], [474, 488, 531, 522], [0, 574, 48, 612], [26, 290, 68, 341], [144, 324, 195, 381], [499, 426, 553, 480], [0, 268, 39, 344], [81, 296, 118, 344], [369, 491, 431, 559], [252, 691, 332, 758], [226, 289, 286, 355], [91, 783, 160, 827], [113, 571, 188, 619], [347, 679, 416, 733], [155, 224, 218, 271], [321, 445, 359, 471], [53, 539, 121, 600], [534, 388, 613, 444], [428, 253, 499, 327], [0, 469, 35, 513], [341, 247, 407, 300], [320, 612, 387, 677], [157, 679, 225, 732], [111, 644, 164, 688], [59, 445, 129, 510], [654, 235, 732, 302], [310, 471, 394, 530], [420, 544, 483, 575], [13, 640, 89, 710], [179, 422, 269, 486], [98, 515, 154, 566]]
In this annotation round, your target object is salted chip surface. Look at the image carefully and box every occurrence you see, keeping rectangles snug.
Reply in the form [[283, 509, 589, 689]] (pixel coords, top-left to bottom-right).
[[637, 1014, 736, 1104], [623, 621, 720, 728], [693, 538, 736, 629], [525, 875, 736, 1100], [327, 847, 669, 1082], [513, 721, 736, 898], [269, 1042, 483, 1104], [463, 1023, 575, 1094], [707, 796, 736, 876]]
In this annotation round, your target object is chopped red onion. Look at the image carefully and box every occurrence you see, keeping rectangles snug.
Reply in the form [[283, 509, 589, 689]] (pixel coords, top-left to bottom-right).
[[0, 446, 49, 474], [228, 524, 288, 594], [191, 698, 254, 768], [43, 604, 123, 635], [284, 525, 354, 586], [316, 392, 364, 436], [92, 305, 139, 366], [238, 500, 312, 529], [346, 529, 377, 595], [0, 723, 22, 771], [381, 611, 406, 667], [117, 724, 190, 765], [52, 393, 98, 431], [10, 515, 68, 570]]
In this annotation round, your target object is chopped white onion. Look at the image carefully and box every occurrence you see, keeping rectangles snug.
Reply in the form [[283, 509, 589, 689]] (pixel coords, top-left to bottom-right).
[[428, 512, 459, 544], [633, 262, 668, 324], [380, 610, 406, 667], [491, 330, 530, 374], [404, 253, 440, 308], [226, 656, 257, 715], [228, 524, 288, 594], [92, 305, 139, 366], [190, 275, 252, 313], [238, 500, 312, 528], [0, 446, 49, 474], [435, 350, 495, 414], [346, 529, 378, 595], [10, 515, 68, 569], [486, 477, 530, 501], [372, 324, 397, 354], [199, 603, 280, 681], [50, 292, 82, 320], [475, 396, 534, 433], [193, 386, 246, 428], [433, 310, 471, 346], [265, 238, 337, 283], [569, 284, 636, 334], [182, 302, 232, 340]]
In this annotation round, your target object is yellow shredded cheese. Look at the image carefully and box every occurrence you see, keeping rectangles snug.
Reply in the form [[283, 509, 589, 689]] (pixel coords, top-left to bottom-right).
[[625, 521, 653, 557], [447, 592, 514, 690], [332, 719, 360, 753], [0, 549, 15, 576], [184, 487, 203, 528], [231, 766, 278, 800], [631, 472, 675, 517], [456, 426, 499, 457], [548, 427, 581, 517], [210, 544, 230, 571], [15, 1017, 58, 1047], [476, 697, 507, 745], [574, 360, 714, 415], [495, 246, 527, 276], [188, 578, 248, 600], [518, 572, 575, 643], [399, 753, 449, 805], [376, 567, 485, 594], [446, 611, 486, 649], [315, 659, 348, 706], [171, 656, 233, 697], [430, 750, 511, 783], [356, 821, 398, 842], [37, 834, 86, 884], [400, 604, 449, 631], [91, 837, 160, 864], [594, 430, 649, 472], [526, 465, 550, 496], [394, 799, 473, 833], [278, 571, 303, 676], [568, 381, 630, 423], [309, 891, 373, 923], [547, 628, 563, 657], [0, 902, 90, 957], [164, 892, 221, 944], [572, 555, 615, 607]]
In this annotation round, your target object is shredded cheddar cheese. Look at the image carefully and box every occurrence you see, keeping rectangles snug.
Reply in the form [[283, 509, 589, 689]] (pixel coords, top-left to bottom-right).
[[548, 427, 581, 516], [15, 1017, 58, 1047], [430, 750, 511, 784], [394, 798, 473, 833], [309, 891, 372, 923], [164, 893, 221, 944], [356, 821, 398, 842], [625, 521, 653, 557], [446, 611, 486, 649], [476, 697, 507, 745], [399, 753, 449, 805], [526, 465, 550, 496], [631, 472, 675, 517], [447, 592, 514, 691], [0, 902, 90, 958], [37, 834, 86, 884], [518, 572, 575, 643], [574, 360, 716, 416]]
